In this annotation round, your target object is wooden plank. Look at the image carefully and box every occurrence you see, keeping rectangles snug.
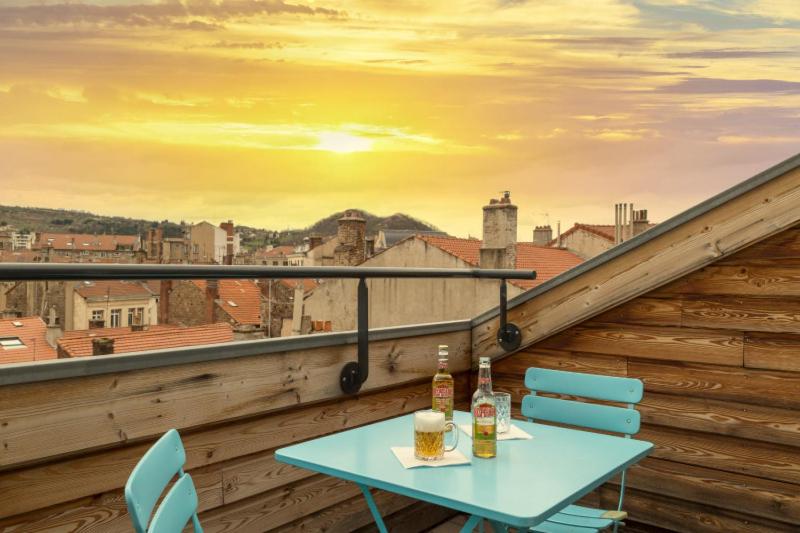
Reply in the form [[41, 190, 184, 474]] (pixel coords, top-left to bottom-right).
[[373, 500, 459, 533], [493, 348, 627, 377], [222, 451, 312, 505], [0, 375, 463, 519], [629, 360, 800, 410], [281, 487, 418, 533], [618, 458, 800, 525], [591, 297, 683, 327], [745, 331, 800, 372], [682, 296, 800, 333], [0, 329, 470, 468], [638, 424, 800, 485], [639, 392, 800, 447], [0, 490, 133, 533], [654, 265, 800, 297], [716, 226, 800, 262], [474, 165, 800, 358], [537, 323, 743, 366], [200, 474, 360, 533], [600, 486, 798, 533]]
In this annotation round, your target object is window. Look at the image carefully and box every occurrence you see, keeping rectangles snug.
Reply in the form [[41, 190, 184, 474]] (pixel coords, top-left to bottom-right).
[[91, 310, 104, 321], [128, 307, 145, 325], [0, 337, 25, 350], [110, 308, 122, 328]]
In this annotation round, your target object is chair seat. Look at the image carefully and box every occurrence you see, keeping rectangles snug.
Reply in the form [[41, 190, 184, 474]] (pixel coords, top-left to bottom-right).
[[530, 504, 624, 532]]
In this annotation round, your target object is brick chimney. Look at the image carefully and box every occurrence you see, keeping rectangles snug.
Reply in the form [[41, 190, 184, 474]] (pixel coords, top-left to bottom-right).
[[220, 220, 235, 265], [308, 234, 323, 250], [533, 225, 553, 246], [92, 337, 114, 356], [480, 191, 517, 269], [334, 210, 366, 266], [632, 209, 649, 237], [159, 279, 171, 324], [45, 306, 62, 348], [206, 279, 219, 323]]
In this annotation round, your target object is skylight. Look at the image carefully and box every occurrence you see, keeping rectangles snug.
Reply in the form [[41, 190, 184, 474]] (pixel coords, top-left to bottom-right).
[[0, 337, 25, 350]]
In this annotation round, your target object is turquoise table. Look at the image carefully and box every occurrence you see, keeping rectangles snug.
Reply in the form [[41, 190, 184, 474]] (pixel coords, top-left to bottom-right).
[[276, 410, 652, 532]]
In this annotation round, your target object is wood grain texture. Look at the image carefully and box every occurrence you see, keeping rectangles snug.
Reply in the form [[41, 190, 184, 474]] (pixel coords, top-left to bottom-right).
[[681, 296, 800, 333], [629, 360, 800, 410], [745, 331, 800, 372], [493, 348, 627, 377], [639, 392, 800, 447], [619, 458, 800, 525], [638, 424, 800, 485], [0, 375, 466, 521], [537, 323, 743, 366], [0, 330, 470, 468], [592, 297, 683, 327], [600, 486, 798, 533], [716, 226, 800, 263], [654, 265, 800, 297]]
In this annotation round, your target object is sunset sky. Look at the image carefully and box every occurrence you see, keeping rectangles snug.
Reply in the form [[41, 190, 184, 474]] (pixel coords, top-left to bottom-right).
[[1, 1, 799, 237]]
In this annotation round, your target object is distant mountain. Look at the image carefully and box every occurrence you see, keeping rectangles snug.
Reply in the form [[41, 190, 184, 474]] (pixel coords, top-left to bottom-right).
[[275, 210, 439, 245], [0, 205, 185, 238], [0, 205, 440, 249]]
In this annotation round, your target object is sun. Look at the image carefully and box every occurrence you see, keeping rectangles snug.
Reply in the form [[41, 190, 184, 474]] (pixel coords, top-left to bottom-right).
[[315, 131, 373, 153]]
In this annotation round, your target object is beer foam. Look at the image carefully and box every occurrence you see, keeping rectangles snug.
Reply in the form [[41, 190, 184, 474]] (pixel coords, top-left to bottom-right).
[[414, 410, 445, 432]]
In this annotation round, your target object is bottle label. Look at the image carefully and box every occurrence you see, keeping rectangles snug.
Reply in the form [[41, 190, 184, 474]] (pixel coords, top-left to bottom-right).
[[473, 404, 495, 426], [433, 386, 451, 398], [478, 376, 491, 386]]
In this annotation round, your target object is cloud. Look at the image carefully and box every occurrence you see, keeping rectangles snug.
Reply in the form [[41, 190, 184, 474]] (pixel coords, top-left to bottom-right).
[[665, 48, 791, 59], [0, 1, 345, 29], [209, 40, 284, 49], [717, 134, 800, 144], [662, 77, 800, 94]]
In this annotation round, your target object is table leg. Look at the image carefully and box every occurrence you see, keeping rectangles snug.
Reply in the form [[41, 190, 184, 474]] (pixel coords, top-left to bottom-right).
[[357, 483, 389, 533], [460, 514, 483, 532]]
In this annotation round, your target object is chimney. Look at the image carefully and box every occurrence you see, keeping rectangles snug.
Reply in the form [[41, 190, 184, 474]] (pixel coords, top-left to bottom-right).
[[206, 279, 219, 323], [365, 236, 375, 258], [290, 282, 305, 336], [308, 234, 323, 250], [64, 281, 75, 331], [633, 208, 649, 237], [480, 191, 517, 269], [220, 220, 235, 265], [556, 220, 562, 248], [92, 337, 114, 356], [159, 279, 172, 325], [45, 306, 62, 348], [532, 225, 553, 246], [334, 210, 366, 266]]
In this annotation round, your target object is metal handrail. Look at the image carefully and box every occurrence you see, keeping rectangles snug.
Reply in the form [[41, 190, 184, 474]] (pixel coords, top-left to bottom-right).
[[1, 263, 536, 393]]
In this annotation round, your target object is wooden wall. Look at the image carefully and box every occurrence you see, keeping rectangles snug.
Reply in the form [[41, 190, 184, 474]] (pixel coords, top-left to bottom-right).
[[0, 330, 471, 532], [493, 225, 800, 532]]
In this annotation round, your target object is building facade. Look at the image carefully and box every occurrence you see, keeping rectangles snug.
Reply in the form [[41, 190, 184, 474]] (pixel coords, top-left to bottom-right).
[[71, 281, 158, 330]]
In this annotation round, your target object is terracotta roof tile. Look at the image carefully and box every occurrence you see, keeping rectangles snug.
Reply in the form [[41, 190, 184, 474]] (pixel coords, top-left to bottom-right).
[[75, 280, 156, 300], [0, 316, 56, 364], [192, 279, 263, 325], [551, 223, 657, 245], [278, 278, 319, 292], [416, 234, 583, 290], [57, 322, 234, 358], [34, 233, 139, 252], [256, 246, 295, 258]]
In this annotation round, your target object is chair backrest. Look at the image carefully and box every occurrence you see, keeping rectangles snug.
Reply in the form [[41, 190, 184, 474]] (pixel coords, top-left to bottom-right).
[[148, 474, 200, 533], [125, 429, 202, 533], [522, 367, 643, 436]]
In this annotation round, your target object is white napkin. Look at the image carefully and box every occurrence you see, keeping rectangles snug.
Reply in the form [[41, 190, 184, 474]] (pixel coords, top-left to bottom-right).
[[390, 447, 471, 469], [458, 423, 533, 441]]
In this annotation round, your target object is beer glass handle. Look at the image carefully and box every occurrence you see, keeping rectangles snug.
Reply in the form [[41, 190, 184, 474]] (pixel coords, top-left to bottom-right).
[[444, 421, 458, 452]]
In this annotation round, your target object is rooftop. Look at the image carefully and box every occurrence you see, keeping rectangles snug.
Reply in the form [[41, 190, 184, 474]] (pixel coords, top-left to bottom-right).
[[192, 279, 263, 325], [33, 232, 139, 252], [74, 280, 156, 301], [0, 316, 55, 364]]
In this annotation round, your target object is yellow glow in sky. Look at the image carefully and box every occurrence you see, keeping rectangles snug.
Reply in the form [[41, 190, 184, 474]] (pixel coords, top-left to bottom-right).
[[1, 1, 799, 237]]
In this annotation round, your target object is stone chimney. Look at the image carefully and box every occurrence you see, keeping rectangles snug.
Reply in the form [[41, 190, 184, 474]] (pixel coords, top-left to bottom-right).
[[64, 281, 75, 331], [206, 279, 219, 323], [159, 280, 171, 325], [220, 220, 235, 265], [334, 210, 366, 266], [632, 209, 649, 237], [45, 306, 62, 348], [145, 227, 163, 261], [365, 236, 375, 258], [92, 337, 114, 356], [533, 225, 553, 246], [308, 234, 323, 250], [480, 191, 517, 269]]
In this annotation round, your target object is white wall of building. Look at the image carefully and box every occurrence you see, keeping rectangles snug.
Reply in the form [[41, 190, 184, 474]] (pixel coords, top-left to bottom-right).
[[73, 296, 158, 330]]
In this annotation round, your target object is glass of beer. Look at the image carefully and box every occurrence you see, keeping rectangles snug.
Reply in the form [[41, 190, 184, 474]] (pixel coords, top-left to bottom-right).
[[414, 409, 458, 461]]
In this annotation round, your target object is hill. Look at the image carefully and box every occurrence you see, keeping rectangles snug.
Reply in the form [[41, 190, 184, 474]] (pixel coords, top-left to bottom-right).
[[275, 210, 439, 245], [0, 205, 185, 237]]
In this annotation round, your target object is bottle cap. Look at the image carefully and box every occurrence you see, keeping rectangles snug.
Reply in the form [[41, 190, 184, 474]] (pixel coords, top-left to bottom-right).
[[479, 357, 490, 364], [438, 344, 449, 355]]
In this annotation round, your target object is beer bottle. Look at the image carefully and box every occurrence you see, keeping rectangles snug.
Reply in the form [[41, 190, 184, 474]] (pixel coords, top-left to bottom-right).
[[432, 345, 454, 425], [471, 356, 496, 458]]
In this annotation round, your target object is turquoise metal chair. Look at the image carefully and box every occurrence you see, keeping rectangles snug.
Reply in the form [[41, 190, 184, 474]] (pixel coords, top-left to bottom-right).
[[520, 367, 644, 533], [125, 429, 203, 533]]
